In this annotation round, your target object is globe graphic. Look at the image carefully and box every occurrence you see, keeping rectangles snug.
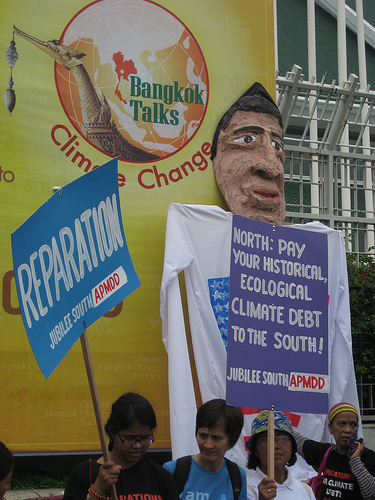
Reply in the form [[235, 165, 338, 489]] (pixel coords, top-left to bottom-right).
[[55, 0, 209, 162]]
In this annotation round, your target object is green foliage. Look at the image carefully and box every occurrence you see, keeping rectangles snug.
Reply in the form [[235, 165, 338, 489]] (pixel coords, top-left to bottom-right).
[[346, 250, 375, 383], [11, 472, 68, 491]]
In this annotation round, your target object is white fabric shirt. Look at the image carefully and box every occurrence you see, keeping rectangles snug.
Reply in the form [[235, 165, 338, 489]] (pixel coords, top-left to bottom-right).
[[160, 203, 360, 468], [247, 467, 315, 500]]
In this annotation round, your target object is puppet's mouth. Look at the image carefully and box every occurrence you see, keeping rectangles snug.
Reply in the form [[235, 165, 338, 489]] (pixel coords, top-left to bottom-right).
[[253, 189, 279, 200]]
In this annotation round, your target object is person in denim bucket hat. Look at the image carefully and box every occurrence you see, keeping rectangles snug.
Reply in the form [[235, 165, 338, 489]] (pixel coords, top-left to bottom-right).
[[246, 410, 314, 500], [246, 410, 296, 456]]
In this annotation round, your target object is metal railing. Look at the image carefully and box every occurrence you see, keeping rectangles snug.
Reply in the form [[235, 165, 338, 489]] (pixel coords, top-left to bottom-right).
[[277, 66, 375, 415], [277, 64, 375, 154], [358, 382, 375, 416], [277, 65, 375, 258]]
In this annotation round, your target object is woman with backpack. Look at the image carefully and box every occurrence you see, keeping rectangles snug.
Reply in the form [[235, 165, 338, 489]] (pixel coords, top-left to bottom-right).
[[163, 398, 247, 499]]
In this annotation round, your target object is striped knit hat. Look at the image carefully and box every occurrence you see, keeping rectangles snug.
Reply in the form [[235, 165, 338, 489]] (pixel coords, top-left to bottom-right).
[[328, 403, 359, 422]]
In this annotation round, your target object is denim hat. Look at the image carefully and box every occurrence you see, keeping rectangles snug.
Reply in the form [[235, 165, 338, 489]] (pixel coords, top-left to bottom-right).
[[245, 410, 295, 451]]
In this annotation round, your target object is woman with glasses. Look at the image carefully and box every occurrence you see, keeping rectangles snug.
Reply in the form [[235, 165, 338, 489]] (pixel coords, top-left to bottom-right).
[[163, 398, 247, 499], [246, 410, 315, 500], [63, 392, 179, 500]]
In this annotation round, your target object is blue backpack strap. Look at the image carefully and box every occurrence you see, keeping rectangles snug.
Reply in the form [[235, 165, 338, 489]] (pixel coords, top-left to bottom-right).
[[173, 455, 192, 495], [224, 458, 242, 500]]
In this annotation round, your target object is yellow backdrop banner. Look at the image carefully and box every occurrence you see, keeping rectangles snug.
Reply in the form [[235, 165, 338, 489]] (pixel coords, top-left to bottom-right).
[[0, 0, 275, 452]]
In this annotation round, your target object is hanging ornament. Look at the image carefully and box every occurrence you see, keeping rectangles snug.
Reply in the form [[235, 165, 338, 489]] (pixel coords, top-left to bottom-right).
[[6, 38, 18, 68], [4, 78, 16, 116], [5, 33, 18, 116]]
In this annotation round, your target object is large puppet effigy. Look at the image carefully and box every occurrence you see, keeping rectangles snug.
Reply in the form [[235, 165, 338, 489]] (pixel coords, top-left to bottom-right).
[[160, 84, 359, 472]]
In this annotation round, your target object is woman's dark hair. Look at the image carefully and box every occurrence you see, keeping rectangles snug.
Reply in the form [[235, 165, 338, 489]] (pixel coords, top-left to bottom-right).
[[246, 431, 297, 469], [0, 442, 14, 481], [104, 392, 157, 438], [195, 398, 244, 449]]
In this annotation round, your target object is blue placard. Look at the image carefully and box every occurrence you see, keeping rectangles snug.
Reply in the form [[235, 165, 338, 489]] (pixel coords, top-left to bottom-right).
[[11, 158, 141, 379], [226, 215, 329, 414]]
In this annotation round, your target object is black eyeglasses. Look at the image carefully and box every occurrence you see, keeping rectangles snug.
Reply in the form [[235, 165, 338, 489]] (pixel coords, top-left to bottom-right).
[[117, 433, 155, 446]]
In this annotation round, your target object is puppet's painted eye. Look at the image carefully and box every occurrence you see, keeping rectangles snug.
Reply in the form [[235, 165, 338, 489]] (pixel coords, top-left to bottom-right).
[[272, 140, 283, 152], [234, 134, 257, 144]]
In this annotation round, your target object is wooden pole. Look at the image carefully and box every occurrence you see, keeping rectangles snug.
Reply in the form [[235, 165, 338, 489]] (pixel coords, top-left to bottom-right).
[[267, 407, 275, 498], [80, 329, 118, 500]]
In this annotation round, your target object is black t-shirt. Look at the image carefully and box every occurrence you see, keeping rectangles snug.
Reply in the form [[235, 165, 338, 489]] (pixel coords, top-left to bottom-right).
[[302, 440, 375, 500], [63, 456, 179, 500]]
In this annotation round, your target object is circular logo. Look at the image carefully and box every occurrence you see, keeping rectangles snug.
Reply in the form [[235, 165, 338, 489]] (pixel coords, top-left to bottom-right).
[[55, 0, 209, 163]]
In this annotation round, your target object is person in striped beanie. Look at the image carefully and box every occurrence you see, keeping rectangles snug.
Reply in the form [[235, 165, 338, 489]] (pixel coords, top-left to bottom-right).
[[294, 402, 375, 500]]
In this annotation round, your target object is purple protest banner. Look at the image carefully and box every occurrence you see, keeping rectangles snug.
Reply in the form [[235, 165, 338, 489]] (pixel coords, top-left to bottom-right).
[[226, 215, 329, 414]]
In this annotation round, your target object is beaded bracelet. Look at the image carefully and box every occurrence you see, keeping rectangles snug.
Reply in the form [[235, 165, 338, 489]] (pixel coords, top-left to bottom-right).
[[87, 492, 98, 500], [89, 484, 107, 500]]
